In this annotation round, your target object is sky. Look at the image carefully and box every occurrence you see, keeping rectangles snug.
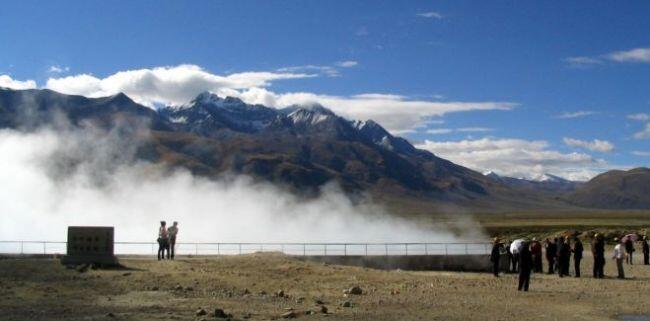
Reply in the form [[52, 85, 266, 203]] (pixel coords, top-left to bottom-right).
[[0, 0, 649, 181]]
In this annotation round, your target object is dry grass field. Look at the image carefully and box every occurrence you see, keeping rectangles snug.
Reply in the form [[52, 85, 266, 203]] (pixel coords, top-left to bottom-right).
[[1, 251, 649, 321]]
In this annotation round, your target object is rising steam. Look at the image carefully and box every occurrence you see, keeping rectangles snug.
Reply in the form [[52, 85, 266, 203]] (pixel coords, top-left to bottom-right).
[[0, 124, 485, 247]]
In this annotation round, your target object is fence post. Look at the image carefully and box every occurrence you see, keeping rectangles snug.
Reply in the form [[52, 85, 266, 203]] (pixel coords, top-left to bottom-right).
[[303, 244, 306, 256], [344, 244, 347, 256], [425, 243, 428, 255], [43, 242, 46, 255], [465, 243, 468, 255], [195, 243, 198, 256], [405, 243, 408, 256], [20, 241, 23, 255], [281, 244, 285, 254], [217, 243, 220, 255], [365, 244, 368, 256], [385, 244, 388, 256], [444, 244, 448, 256], [239, 244, 242, 255], [324, 244, 327, 256]]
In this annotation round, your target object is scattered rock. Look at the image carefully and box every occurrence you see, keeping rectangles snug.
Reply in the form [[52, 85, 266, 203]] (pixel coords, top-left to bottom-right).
[[75, 264, 89, 273], [213, 308, 228, 318], [174, 284, 183, 291], [151, 286, 159, 291], [318, 305, 328, 314], [121, 272, 131, 277], [185, 286, 194, 292], [341, 301, 351, 308], [276, 289, 285, 298], [105, 312, 115, 318], [345, 286, 363, 295], [314, 299, 324, 305], [295, 297, 305, 303], [281, 311, 297, 319], [196, 308, 208, 316], [243, 288, 250, 295]]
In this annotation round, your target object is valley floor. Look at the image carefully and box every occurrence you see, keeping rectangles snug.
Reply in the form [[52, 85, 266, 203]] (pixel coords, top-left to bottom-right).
[[1, 252, 650, 321]]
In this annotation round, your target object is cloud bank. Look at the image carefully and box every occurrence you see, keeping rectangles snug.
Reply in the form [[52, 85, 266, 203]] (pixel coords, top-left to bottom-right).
[[30, 64, 515, 133], [563, 137, 615, 153], [0, 75, 37, 90], [416, 138, 606, 181]]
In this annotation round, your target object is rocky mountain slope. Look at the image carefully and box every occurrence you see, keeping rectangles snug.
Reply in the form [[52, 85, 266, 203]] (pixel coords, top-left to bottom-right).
[[3, 87, 646, 211]]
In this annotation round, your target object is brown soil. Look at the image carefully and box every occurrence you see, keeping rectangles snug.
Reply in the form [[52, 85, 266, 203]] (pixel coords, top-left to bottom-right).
[[1, 252, 649, 321]]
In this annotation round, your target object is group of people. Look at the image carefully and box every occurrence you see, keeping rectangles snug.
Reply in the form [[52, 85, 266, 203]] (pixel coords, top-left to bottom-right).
[[157, 221, 179, 260], [490, 234, 650, 292]]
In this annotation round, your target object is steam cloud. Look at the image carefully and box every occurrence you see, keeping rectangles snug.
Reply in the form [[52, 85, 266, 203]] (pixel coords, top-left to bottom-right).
[[0, 124, 485, 247]]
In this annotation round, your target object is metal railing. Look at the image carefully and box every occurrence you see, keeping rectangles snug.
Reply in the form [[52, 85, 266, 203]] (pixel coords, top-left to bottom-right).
[[0, 241, 491, 257]]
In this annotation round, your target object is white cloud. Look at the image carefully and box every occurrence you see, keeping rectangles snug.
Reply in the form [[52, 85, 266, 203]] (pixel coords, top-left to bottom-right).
[[417, 11, 443, 19], [48, 65, 70, 74], [427, 128, 453, 135], [46, 64, 314, 106], [238, 87, 516, 133], [426, 127, 492, 135], [564, 56, 603, 67], [336, 61, 358, 68], [44, 64, 515, 133], [556, 110, 596, 119], [563, 137, 615, 153], [628, 113, 650, 121], [607, 47, 650, 63], [416, 138, 606, 181], [633, 123, 650, 139], [632, 151, 650, 157], [567, 47, 650, 66], [277, 64, 340, 77], [0, 75, 37, 90]]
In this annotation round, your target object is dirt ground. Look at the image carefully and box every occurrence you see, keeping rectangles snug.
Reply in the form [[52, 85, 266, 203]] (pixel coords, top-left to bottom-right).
[[1, 251, 649, 321]]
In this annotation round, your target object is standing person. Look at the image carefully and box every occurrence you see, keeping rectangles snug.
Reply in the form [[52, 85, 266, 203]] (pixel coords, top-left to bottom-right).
[[510, 241, 520, 273], [613, 238, 626, 279], [572, 237, 584, 277], [625, 237, 635, 265], [591, 234, 605, 278], [490, 238, 504, 277], [557, 237, 571, 277], [545, 238, 557, 274], [505, 240, 513, 273], [167, 221, 179, 260], [642, 236, 649, 265], [531, 238, 543, 273], [517, 242, 533, 292], [157, 221, 169, 261]]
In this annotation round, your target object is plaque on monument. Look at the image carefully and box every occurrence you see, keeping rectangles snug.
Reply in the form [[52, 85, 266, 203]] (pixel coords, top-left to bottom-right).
[[60, 226, 119, 266]]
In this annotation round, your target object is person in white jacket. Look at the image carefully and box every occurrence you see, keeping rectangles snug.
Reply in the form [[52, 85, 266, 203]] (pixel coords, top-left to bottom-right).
[[612, 238, 626, 279]]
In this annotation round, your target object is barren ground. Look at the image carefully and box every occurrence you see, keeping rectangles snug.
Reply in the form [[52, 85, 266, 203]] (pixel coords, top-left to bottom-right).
[[1, 251, 649, 321]]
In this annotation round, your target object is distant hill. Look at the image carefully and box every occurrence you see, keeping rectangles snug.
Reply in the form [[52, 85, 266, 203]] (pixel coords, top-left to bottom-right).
[[567, 168, 650, 209], [484, 171, 583, 196]]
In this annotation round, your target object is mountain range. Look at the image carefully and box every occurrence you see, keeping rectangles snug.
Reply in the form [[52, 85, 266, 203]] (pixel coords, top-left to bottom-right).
[[1, 87, 649, 211]]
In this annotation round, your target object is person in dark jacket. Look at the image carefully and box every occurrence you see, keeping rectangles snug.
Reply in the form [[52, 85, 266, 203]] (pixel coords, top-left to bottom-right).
[[490, 238, 504, 277], [643, 236, 649, 265], [518, 242, 533, 292], [591, 234, 605, 278], [625, 238, 635, 265], [505, 240, 513, 273], [572, 237, 584, 277], [557, 237, 571, 277], [530, 238, 543, 273], [545, 238, 557, 274]]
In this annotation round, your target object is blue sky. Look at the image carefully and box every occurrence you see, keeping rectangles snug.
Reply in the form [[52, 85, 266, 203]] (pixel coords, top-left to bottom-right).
[[1, 1, 648, 180]]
